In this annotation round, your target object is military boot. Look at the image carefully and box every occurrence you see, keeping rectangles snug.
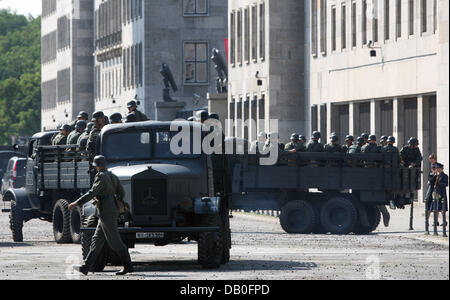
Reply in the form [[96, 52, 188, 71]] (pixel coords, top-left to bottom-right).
[[116, 250, 133, 276], [73, 265, 89, 276]]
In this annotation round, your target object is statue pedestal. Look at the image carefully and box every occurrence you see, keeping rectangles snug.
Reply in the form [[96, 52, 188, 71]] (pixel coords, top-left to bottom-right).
[[207, 93, 228, 123], [154, 101, 186, 121]]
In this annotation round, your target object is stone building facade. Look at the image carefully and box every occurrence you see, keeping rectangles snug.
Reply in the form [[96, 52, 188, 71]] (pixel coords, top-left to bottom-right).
[[92, 0, 228, 119], [41, 0, 94, 130], [227, 0, 309, 142], [308, 0, 449, 201]]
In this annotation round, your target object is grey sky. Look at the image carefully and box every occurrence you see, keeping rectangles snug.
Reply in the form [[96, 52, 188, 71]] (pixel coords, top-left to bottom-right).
[[0, 0, 41, 17]]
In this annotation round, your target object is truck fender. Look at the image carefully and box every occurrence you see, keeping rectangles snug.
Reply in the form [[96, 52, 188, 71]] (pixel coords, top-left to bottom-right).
[[3, 188, 31, 209], [194, 197, 220, 215], [81, 200, 97, 218]]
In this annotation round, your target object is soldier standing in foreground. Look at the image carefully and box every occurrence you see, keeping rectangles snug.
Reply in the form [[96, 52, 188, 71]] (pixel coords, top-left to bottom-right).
[[67, 120, 87, 145], [126, 100, 148, 122], [70, 156, 133, 276], [87, 111, 106, 158]]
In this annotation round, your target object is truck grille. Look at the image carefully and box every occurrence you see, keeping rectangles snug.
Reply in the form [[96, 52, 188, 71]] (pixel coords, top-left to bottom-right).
[[132, 179, 167, 216]]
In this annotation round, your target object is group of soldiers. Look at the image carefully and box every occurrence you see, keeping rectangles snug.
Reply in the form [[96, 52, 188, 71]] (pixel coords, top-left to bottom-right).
[[50, 100, 148, 158], [268, 131, 424, 168]]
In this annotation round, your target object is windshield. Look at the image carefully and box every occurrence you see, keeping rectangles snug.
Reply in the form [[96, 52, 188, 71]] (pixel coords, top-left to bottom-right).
[[104, 131, 151, 161], [154, 131, 201, 159], [103, 129, 202, 161]]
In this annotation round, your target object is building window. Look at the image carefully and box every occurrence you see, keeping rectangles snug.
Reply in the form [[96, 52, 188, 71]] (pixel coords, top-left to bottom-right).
[[341, 3, 347, 50], [331, 6, 336, 51], [244, 7, 250, 63], [362, 0, 367, 45], [351, 1, 356, 48], [409, 0, 414, 36], [184, 42, 208, 84], [57, 15, 70, 50], [373, 0, 379, 43], [320, 0, 327, 54], [183, 0, 209, 16], [421, 0, 427, 33], [237, 9, 242, 65], [42, 0, 56, 18], [396, 0, 402, 38], [311, 0, 318, 56], [433, 0, 437, 33], [259, 2, 265, 60], [384, 0, 390, 41], [251, 6, 257, 61], [230, 11, 236, 66]]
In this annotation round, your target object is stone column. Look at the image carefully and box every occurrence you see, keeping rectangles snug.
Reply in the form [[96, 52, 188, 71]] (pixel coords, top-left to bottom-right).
[[393, 97, 404, 147], [417, 95, 429, 203]]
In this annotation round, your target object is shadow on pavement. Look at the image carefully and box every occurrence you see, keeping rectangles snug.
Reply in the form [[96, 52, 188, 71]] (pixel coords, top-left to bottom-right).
[[0, 242, 33, 247], [131, 260, 318, 273]]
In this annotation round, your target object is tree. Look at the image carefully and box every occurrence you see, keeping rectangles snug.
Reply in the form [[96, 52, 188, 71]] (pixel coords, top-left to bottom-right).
[[0, 9, 41, 145]]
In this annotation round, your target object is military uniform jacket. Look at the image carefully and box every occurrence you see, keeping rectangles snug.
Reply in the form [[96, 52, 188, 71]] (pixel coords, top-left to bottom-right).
[[348, 145, 362, 154], [74, 170, 119, 218], [67, 130, 82, 145], [306, 141, 324, 152], [363, 143, 381, 153], [128, 109, 148, 122], [382, 144, 399, 154], [400, 146, 423, 167], [77, 132, 89, 150], [324, 143, 343, 153], [52, 133, 68, 146], [87, 127, 101, 157], [285, 141, 306, 152]]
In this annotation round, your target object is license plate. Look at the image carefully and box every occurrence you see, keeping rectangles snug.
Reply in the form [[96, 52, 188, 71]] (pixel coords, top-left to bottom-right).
[[136, 232, 164, 239]]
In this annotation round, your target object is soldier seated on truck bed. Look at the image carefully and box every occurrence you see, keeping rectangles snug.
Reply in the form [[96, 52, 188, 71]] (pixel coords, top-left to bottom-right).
[[400, 137, 423, 168], [51, 124, 71, 146], [87, 111, 106, 159], [67, 120, 87, 146]]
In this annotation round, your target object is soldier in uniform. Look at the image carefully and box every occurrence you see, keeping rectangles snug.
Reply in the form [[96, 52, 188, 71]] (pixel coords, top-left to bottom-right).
[[363, 135, 381, 168], [348, 136, 364, 154], [67, 120, 87, 145], [87, 111, 106, 158], [69, 111, 89, 131], [342, 135, 354, 153], [109, 113, 123, 124], [324, 135, 342, 153], [70, 156, 133, 276], [360, 133, 369, 149], [306, 131, 324, 152], [382, 136, 400, 167], [126, 100, 148, 122], [52, 124, 71, 146], [285, 134, 305, 153], [250, 132, 267, 154], [78, 122, 94, 153], [400, 137, 423, 168], [380, 136, 388, 147]]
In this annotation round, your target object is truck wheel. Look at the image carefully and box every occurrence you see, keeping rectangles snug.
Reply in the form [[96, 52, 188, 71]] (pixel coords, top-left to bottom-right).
[[81, 216, 107, 272], [320, 197, 358, 235], [198, 215, 223, 269], [9, 199, 24, 242], [70, 206, 82, 244], [53, 199, 73, 244], [221, 208, 231, 264], [355, 205, 381, 234], [280, 200, 317, 234]]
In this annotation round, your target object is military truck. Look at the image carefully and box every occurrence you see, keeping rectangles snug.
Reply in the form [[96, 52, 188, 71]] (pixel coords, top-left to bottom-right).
[[229, 150, 421, 235], [6, 122, 231, 269]]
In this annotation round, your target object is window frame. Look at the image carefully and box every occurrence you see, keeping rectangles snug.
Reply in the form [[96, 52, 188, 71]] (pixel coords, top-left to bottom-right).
[[183, 41, 210, 85], [183, 0, 210, 17]]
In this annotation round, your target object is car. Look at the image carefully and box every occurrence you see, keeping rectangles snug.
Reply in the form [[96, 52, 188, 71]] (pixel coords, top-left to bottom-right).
[[0, 151, 26, 199], [1, 157, 27, 199]]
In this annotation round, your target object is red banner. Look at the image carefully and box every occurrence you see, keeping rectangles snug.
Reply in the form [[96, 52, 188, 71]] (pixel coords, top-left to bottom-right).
[[224, 38, 229, 62]]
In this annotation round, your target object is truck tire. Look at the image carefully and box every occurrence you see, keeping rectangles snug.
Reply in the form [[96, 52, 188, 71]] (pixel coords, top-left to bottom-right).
[[198, 215, 223, 269], [70, 206, 82, 244], [280, 200, 317, 234], [53, 199, 73, 244], [320, 197, 358, 235], [355, 204, 381, 234], [9, 199, 23, 242], [221, 208, 231, 264], [80, 216, 107, 272]]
